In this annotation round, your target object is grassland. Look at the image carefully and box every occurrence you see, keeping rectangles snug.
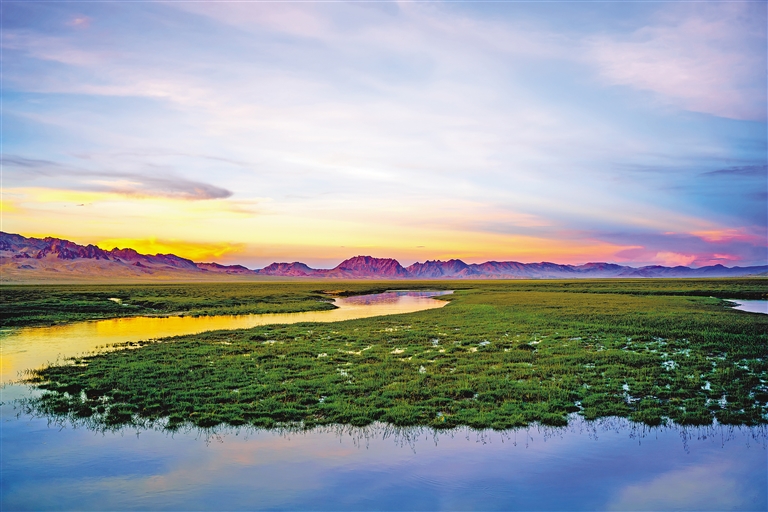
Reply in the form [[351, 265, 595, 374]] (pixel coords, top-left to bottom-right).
[[20, 279, 768, 430]]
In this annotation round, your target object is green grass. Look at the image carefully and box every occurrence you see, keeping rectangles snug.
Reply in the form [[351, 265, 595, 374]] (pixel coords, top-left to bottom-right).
[[22, 279, 768, 430]]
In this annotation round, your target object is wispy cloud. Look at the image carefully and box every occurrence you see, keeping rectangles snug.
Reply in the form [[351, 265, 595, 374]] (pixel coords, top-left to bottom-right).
[[96, 237, 246, 261], [585, 2, 766, 121], [701, 165, 767, 178], [4, 155, 232, 200], [89, 176, 232, 201], [66, 15, 91, 29], [605, 229, 767, 267]]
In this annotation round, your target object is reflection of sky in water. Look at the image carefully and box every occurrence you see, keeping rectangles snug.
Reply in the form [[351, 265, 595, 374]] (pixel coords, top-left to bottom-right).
[[731, 300, 768, 315], [340, 290, 453, 306], [1, 408, 765, 511], [0, 291, 452, 385]]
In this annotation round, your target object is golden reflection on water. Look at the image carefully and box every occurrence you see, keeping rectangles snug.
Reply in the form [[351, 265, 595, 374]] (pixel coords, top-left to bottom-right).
[[0, 292, 450, 383]]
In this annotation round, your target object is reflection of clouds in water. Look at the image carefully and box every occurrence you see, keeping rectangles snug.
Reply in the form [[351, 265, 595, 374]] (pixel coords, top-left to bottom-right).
[[341, 290, 452, 306], [607, 463, 755, 511], [341, 292, 400, 306], [731, 300, 768, 315], [3, 410, 766, 511]]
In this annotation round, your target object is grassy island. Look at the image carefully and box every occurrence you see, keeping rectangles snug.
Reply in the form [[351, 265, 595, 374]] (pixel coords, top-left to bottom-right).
[[23, 279, 768, 430]]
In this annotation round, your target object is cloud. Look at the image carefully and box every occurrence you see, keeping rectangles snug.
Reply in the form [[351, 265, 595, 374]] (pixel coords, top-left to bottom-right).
[[3, 2, 765, 265], [691, 227, 765, 244], [0, 199, 24, 214], [96, 237, 245, 261], [650, 251, 698, 267], [3, 154, 232, 200], [2, 30, 110, 67], [585, 2, 766, 120], [607, 462, 748, 511], [170, 2, 334, 39], [701, 165, 767, 178], [89, 176, 232, 201], [66, 16, 91, 29], [607, 229, 766, 267]]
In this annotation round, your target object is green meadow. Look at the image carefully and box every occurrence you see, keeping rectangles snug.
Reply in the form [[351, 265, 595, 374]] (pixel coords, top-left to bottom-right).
[[19, 279, 768, 430]]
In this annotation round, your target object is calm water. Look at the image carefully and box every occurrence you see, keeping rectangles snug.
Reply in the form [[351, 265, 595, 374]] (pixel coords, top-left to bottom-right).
[[1, 291, 766, 511], [2, 407, 765, 511], [731, 300, 768, 315]]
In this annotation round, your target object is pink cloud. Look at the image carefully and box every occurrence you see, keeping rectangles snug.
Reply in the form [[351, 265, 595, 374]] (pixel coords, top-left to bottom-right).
[[585, 3, 766, 120], [613, 246, 749, 268], [652, 252, 697, 267], [691, 228, 766, 244], [66, 16, 91, 29]]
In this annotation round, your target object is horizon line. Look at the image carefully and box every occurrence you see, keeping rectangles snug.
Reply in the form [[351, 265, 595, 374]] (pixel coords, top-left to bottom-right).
[[3, 231, 766, 271]]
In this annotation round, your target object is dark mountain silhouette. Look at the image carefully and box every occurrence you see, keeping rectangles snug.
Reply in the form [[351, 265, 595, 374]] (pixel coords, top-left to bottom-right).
[[2, 232, 766, 280]]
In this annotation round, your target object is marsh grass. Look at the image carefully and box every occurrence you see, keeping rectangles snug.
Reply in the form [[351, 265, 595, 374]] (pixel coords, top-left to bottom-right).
[[22, 279, 768, 430]]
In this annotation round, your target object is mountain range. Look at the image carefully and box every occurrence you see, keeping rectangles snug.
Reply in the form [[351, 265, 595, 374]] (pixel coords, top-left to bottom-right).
[[2, 232, 766, 281]]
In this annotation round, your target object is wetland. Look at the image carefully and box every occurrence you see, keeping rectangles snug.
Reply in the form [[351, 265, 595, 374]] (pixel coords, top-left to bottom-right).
[[2, 278, 767, 510], [14, 279, 768, 430]]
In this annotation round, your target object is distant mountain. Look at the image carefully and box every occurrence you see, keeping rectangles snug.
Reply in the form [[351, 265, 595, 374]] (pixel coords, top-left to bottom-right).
[[108, 247, 199, 270], [197, 262, 255, 275], [406, 259, 477, 278], [255, 257, 767, 279], [324, 256, 409, 278], [2, 232, 766, 281], [1, 232, 254, 278], [259, 262, 318, 277]]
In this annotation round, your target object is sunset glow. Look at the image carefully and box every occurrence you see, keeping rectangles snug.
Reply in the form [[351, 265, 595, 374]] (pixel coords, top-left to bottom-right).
[[2, 1, 766, 268]]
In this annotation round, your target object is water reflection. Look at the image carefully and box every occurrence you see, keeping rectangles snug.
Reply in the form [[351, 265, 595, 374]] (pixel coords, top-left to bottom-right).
[[730, 300, 768, 315], [0, 290, 451, 385], [2, 402, 765, 511], [343, 290, 452, 306]]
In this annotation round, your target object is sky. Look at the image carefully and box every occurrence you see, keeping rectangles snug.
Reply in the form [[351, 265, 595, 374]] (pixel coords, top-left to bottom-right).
[[2, 0, 766, 269]]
